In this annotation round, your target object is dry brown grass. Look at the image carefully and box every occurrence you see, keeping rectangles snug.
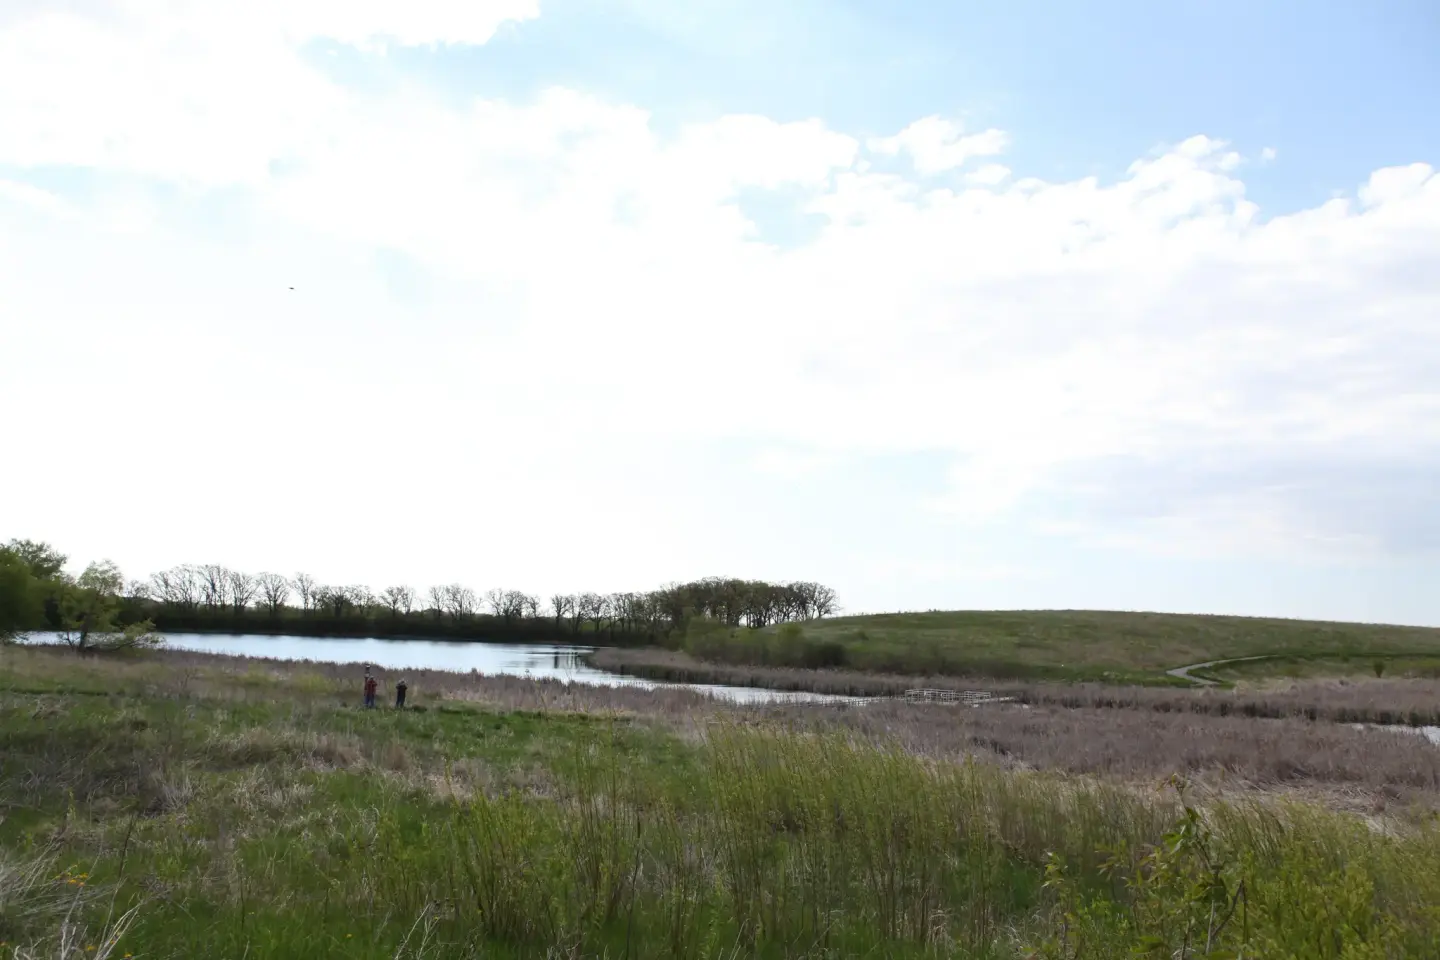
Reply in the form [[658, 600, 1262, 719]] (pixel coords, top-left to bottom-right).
[[765, 700, 1440, 809], [8, 644, 1440, 811], [1, 644, 738, 716], [1010, 676, 1440, 726], [591, 647, 1440, 726]]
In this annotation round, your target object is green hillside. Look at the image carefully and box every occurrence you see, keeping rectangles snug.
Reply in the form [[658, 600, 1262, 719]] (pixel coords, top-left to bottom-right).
[[682, 609, 1440, 682]]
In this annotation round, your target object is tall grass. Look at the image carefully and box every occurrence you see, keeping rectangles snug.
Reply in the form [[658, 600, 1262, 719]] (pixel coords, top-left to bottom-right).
[[594, 647, 1440, 726], [5, 647, 1440, 957], [11, 722, 1435, 958], [312, 730, 1440, 957]]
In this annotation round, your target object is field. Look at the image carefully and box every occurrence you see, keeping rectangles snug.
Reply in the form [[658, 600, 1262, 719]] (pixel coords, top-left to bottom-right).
[[1200, 653, 1440, 683], [3, 644, 1440, 958], [654, 609, 1440, 684]]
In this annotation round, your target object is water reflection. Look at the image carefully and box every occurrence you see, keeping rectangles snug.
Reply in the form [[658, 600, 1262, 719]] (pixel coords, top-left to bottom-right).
[[22, 632, 856, 705]]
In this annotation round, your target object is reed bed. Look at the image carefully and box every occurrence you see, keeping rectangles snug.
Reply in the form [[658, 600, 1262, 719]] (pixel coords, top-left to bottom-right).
[[4, 711, 1439, 957], [778, 701, 1440, 798], [8, 645, 1440, 801], [592, 647, 1440, 726], [4, 645, 1440, 956], [1011, 677, 1440, 727]]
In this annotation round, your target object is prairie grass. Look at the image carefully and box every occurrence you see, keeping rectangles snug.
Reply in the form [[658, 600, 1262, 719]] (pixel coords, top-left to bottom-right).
[[3, 645, 1440, 957], [595, 647, 1440, 726], [667, 609, 1440, 681], [1007, 676, 1440, 727], [1205, 653, 1440, 682], [778, 701, 1440, 806]]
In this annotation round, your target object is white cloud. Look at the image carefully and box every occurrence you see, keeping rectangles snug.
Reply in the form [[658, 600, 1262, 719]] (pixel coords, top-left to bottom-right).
[[867, 116, 1010, 175], [0, 1, 538, 185], [0, 0, 1438, 594], [965, 164, 1011, 186], [0, 179, 73, 218], [749, 449, 840, 480]]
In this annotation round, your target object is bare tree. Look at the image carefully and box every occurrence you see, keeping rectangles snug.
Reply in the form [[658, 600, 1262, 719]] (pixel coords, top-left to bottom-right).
[[486, 588, 532, 624], [148, 568, 179, 609], [381, 585, 416, 616], [796, 582, 839, 619], [150, 565, 202, 611], [443, 584, 477, 620], [228, 570, 259, 613], [550, 594, 573, 627], [125, 579, 152, 602], [257, 573, 290, 615], [518, 592, 541, 619], [426, 585, 447, 619], [578, 592, 611, 633], [346, 585, 375, 614], [292, 573, 317, 613], [610, 592, 637, 632], [199, 564, 231, 610], [314, 585, 351, 618]]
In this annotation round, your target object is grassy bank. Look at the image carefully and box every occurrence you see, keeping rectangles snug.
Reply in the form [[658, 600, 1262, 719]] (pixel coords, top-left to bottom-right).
[[666, 609, 1440, 682], [593, 648, 1440, 728], [1201, 653, 1440, 683], [3, 646, 1440, 958], [587, 648, 1190, 696]]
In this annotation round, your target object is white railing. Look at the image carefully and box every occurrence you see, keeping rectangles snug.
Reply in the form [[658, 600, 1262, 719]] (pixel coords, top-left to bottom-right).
[[902, 688, 1014, 706]]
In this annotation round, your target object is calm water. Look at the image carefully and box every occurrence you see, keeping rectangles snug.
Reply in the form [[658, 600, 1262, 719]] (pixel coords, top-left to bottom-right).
[[36, 632, 856, 706]]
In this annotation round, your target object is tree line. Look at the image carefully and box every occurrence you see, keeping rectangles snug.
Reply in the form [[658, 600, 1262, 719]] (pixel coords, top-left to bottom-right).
[[2, 538, 839, 648], [139, 563, 838, 640]]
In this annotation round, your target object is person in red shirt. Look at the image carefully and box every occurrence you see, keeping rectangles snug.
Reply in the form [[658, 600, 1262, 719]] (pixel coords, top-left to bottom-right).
[[363, 667, 378, 709]]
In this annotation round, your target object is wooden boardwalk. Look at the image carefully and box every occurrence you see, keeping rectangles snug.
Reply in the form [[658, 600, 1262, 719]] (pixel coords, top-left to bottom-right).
[[902, 688, 1014, 706], [719, 688, 1019, 710]]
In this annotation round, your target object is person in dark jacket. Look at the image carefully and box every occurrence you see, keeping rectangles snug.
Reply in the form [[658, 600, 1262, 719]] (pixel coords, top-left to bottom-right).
[[395, 678, 408, 709]]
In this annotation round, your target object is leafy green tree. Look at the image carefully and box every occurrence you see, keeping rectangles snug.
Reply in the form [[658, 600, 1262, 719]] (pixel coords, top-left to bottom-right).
[[57, 559, 163, 653], [0, 546, 43, 642], [3, 538, 67, 580]]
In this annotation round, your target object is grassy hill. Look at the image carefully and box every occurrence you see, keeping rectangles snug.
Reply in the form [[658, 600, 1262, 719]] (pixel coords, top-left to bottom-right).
[[677, 609, 1440, 682]]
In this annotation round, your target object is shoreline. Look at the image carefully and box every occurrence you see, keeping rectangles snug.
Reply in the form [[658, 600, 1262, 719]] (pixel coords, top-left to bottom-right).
[[586, 646, 1440, 727]]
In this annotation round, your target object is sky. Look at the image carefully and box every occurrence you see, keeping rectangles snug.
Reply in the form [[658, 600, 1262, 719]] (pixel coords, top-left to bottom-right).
[[1, 0, 1438, 625]]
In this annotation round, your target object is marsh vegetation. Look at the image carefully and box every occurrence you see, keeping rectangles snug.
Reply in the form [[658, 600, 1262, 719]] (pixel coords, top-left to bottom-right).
[[3, 645, 1440, 958]]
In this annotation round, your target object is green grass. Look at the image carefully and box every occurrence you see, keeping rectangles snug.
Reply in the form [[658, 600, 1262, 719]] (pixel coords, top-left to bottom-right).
[[673, 610, 1440, 682], [3, 646, 1440, 958], [1201, 652, 1440, 683]]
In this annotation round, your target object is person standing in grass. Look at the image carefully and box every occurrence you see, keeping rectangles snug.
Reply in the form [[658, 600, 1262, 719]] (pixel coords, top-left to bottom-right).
[[363, 668, 378, 709], [395, 678, 408, 709]]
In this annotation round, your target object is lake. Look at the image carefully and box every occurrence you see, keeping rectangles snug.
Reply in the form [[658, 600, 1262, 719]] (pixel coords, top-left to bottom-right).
[[31, 632, 858, 705]]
